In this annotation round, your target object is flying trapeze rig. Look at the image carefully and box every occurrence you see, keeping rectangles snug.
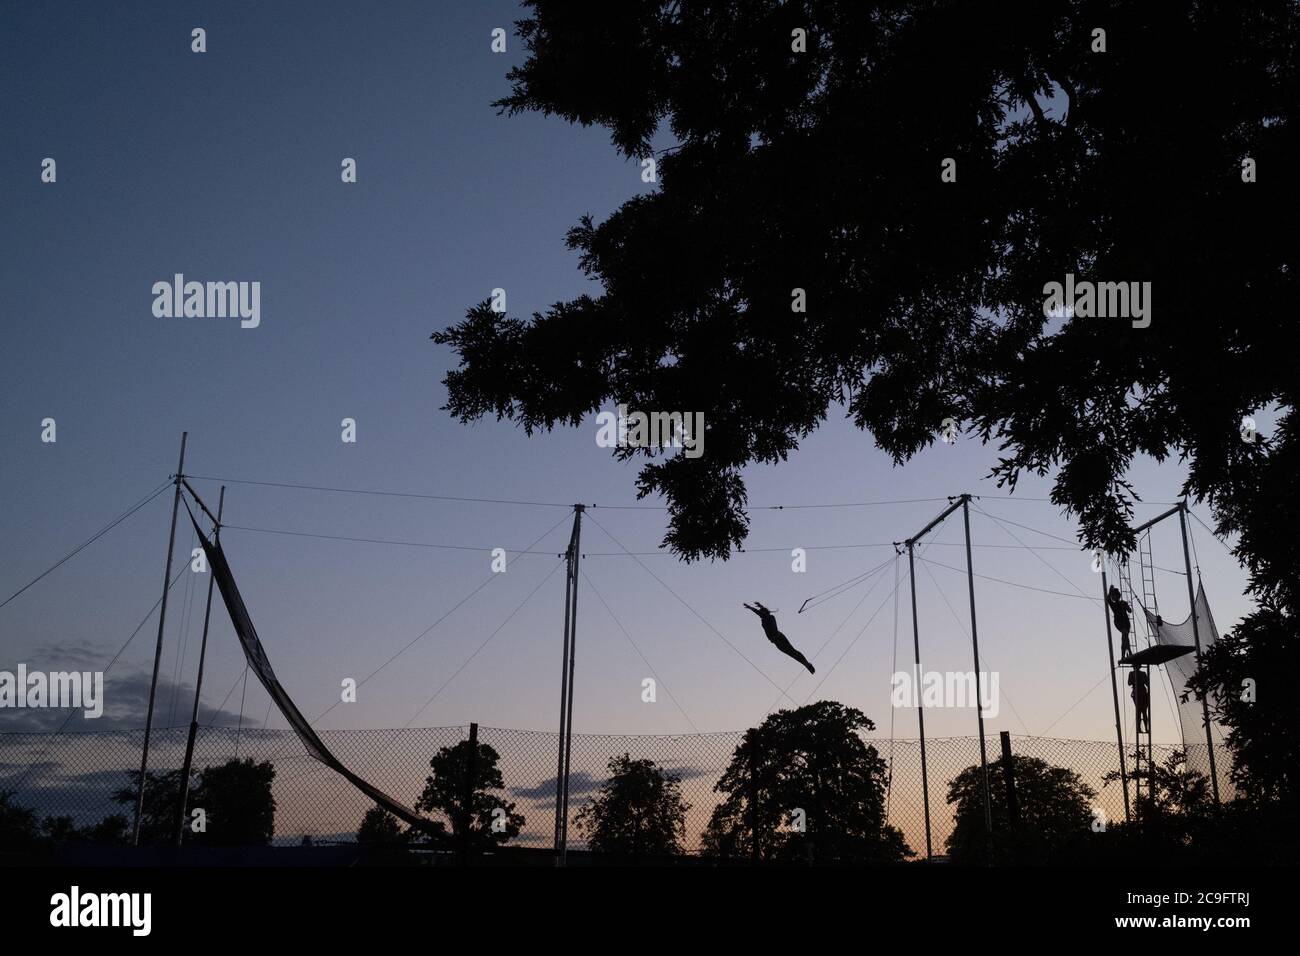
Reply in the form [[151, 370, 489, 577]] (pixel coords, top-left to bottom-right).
[[1098, 501, 1224, 825], [4, 431, 1235, 865]]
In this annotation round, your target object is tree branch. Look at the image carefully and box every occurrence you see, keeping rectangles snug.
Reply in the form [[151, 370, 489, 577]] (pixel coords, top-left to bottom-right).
[[1016, 75, 1051, 132]]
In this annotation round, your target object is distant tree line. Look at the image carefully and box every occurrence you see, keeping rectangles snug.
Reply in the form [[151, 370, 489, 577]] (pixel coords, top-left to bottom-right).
[[5, 700, 1290, 864], [0, 756, 276, 850]]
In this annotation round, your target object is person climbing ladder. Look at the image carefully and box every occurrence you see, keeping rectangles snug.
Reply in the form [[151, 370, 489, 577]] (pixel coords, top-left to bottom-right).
[[1107, 585, 1134, 660], [1128, 668, 1151, 733], [744, 601, 815, 674]]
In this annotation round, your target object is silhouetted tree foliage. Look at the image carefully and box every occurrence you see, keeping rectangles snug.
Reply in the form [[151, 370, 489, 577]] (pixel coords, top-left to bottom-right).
[[36, 812, 130, 846], [433, 0, 1297, 578], [434, 0, 1300, 837], [1090, 748, 1268, 861], [186, 758, 277, 846], [1186, 603, 1300, 811], [357, 805, 411, 845], [415, 739, 524, 847], [1179, 411, 1300, 821], [39, 815, 78, 844], [1104, 748, 1210, 825], [112, 768, 187, 846], [42, 814, 98, 844], [947, 753, 1095, 865], [4, 794, 131, 850], [356, 804, 418, 862], [0, 790, 41, 850], [81, 813, 131, 845], [574, 753, 689, 858], [702, 701, 911, 863]]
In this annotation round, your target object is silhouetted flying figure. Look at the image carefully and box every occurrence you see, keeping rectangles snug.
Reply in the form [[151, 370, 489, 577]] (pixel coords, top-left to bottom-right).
[[1107, 585, 1133, 660], [1128, 669, 1151, 734], [744, 602, 814, 674]]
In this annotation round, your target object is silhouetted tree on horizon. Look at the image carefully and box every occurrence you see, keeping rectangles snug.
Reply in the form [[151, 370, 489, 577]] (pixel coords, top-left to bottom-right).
[[38, 812, 130, 846], [111, 767, 187, 846], [1091, 748, 1265, 862], [0, 790, 41, 850], [415, 739, 524, 848], [702, 700, 911, 863], [188, 757, 277, 846], [358, 805, 411, 845], [114, 758, 276, 846], [356, 804, 418, 862], [574, 753, 690, 859], [947, 753, 1095, 864]]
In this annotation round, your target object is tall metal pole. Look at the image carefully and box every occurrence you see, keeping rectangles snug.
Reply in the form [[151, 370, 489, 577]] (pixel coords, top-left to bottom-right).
[[961, 496, 994, 857], [133, 431, 187, 845], [1178, 503, 1220, 805], [905, 542, 933, 860], [1147, 663, 1155, 815], [1100, 569, 1131, 823], [461, 722, 479, 867], [559, 505, 583, 863], [174, 485, 224, 846], [999, 730, 1020, 831], [552, 510, 576, 865], [896, 495, 966, 859]]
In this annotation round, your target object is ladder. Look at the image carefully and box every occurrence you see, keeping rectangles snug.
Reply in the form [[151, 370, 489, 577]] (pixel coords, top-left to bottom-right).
[[1134, 532, 1158, 817], [1117, 547, 1156, 820], [1139, 530, 1159, 626]]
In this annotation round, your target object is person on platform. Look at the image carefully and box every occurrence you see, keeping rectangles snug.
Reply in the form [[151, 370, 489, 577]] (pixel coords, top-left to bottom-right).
[[1107, 585, 1134, 660]]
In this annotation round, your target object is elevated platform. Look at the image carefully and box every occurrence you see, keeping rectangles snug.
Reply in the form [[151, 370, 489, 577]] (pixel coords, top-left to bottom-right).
[[1119, 643, 1196, 667]]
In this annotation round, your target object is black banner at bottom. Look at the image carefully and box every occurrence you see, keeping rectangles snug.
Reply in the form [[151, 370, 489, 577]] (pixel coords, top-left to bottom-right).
[[0, 862, 1278, 941]]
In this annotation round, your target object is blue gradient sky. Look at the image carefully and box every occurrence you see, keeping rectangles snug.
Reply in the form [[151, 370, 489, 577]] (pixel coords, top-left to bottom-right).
[[1, 1, 1256, 749]]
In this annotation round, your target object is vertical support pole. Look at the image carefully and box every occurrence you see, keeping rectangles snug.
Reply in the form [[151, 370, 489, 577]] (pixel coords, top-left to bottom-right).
[[1147, 663, 1156, 816], [133, 431, 187, 846], [559, 505, 582, 864], [960, 496, 994, 860], [905, 542, 933, 860], [1100, 569, 1131, 823], [1178, 504, 1220, 806], [999, 731, 1019, 831], [174, 485, 224, 847], [552, 511, 576, 865], [461, 722, 478, 866]]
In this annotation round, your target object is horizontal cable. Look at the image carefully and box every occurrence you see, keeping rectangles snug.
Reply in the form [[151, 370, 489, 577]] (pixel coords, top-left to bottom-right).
[[583, 511, 800, 707], [188, 475, 580, 509], [0, 479, 173, 610], [402, 558, 567, 728], [7, 563, 188, 797], [581, 567, 700, 733], [224, 524, 563, 556], [917, 556, 1099, 601], [221, 522, 1077, 557], [188, 473, 1064, 512]]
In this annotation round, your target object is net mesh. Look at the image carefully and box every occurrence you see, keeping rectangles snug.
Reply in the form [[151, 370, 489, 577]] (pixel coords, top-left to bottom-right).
[[1143, 583, 1234, 799], [0, 725, 1223, 854]]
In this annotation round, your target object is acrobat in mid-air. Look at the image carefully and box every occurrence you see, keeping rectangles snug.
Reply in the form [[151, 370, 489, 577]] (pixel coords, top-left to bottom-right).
[[744, 602, 815, 674]]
